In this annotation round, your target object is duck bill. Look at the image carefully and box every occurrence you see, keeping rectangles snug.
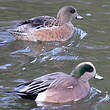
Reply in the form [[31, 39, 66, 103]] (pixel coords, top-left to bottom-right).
[[94, 73, 104, 80], [74, 12, 83, 20]]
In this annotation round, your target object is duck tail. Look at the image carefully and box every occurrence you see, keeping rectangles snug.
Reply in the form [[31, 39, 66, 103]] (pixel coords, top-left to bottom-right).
[[8, 29, 28, 39], [0, 90, 37, 100], [8, 29, 37, 42]]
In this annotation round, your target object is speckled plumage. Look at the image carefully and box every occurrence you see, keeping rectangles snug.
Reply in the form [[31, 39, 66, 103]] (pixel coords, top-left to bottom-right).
[[9, 6, 83, 42]]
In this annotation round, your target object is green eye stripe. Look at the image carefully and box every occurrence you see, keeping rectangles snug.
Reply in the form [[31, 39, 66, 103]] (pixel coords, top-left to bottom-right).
[[80, 64, 94, 76]]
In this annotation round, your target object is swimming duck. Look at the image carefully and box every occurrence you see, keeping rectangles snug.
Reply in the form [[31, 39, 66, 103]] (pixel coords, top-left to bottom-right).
[[13, 62, 103, 103], [9, 6, 83, 42]]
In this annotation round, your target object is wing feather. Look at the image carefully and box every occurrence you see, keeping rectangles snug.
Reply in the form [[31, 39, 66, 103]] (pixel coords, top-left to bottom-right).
[[15, 72, 67, 99]]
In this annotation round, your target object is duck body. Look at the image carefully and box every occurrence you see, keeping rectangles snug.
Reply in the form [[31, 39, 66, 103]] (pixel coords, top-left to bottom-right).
[[9, 6, 83, 42], [35, 73, 90, 103], [16, 72, 90, 103], [13, 62, 103, 103]]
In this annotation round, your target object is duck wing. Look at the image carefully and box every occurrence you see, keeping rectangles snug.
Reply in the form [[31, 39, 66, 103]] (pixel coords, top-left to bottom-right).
[[14, 72, 67, 100], [48, 76, 77, 89], [18, 16, 56, 28]]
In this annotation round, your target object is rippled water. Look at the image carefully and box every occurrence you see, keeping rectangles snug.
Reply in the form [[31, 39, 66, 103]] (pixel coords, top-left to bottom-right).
[[0, 0, 110, 110]]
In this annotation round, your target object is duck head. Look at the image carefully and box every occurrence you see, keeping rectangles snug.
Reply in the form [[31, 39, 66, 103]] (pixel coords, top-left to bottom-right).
[[57, 6, 83, 25], [71, 62, 104, 82]]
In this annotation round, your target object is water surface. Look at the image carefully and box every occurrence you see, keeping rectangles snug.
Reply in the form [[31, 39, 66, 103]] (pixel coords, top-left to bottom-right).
[[0, 0, 110, 110]]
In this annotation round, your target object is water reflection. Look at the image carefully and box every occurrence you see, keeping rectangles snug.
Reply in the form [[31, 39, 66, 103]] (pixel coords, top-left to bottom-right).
[[10, 28, 87, 60], [0, 0, 110, 110]]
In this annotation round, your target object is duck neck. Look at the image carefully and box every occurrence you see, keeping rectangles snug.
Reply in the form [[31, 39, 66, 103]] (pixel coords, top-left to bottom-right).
[[56, 15, 70, 25], [56, 18, 64, 26], [71, 69, 80, 79], [79, 73, 90, 82], [71, 70, 89, 82]]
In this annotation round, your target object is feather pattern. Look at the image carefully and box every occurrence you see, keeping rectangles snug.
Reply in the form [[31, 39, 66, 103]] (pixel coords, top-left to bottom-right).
[[8, 6, 83, 42], [14, 72, 67, 99]]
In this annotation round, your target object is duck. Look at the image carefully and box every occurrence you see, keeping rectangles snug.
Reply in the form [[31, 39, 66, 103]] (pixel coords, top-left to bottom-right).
[[9, 6, 83, 42], [12, 62, 103, 103]]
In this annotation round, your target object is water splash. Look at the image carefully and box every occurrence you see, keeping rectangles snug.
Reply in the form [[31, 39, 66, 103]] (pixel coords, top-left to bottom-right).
[[74, 27, 88, 40], [97, 91, 110, 103], [92, 91, 110, 110], [84, 87, 102, 102]]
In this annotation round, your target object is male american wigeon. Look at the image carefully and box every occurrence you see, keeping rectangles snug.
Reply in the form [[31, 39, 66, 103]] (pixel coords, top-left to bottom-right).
[[12, 62, 103, 103], [9, 6, 83, 42]]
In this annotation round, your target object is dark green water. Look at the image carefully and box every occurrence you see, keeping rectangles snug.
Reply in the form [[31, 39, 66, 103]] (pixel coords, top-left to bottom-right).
[[0, 0, 110, 110]]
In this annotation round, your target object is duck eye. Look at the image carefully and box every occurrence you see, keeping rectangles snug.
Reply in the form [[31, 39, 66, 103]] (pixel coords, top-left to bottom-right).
[[83, 64, 94, 73], [89, 68, 93, 72], [70, 9, 75, 13]]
